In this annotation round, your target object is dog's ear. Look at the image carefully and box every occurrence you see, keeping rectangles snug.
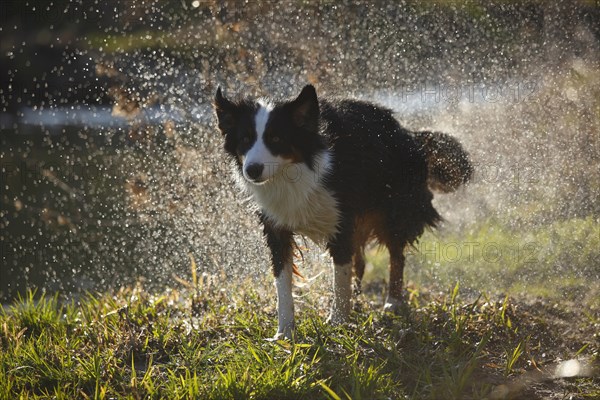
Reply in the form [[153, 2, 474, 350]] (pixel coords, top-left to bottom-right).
[[213, 86, 236, 134], [290, 85, 319, 131]]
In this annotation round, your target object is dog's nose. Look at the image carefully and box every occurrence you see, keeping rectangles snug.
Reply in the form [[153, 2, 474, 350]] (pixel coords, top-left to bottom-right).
[[245, 163, 264, 181]]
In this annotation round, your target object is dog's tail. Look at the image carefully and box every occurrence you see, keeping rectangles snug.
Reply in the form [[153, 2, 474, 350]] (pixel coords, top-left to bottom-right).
[[413, 131, 473, 193]]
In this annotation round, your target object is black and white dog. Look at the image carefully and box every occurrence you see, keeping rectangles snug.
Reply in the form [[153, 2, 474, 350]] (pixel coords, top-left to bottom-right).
[[214, 85, 472, 339]]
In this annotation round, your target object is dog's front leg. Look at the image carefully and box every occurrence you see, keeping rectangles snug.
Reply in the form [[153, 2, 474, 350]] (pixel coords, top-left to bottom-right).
[[274, 259, 294, 340], [262, 218, 295, 340], [328, 261, 352, 324], [326, 219, 354, 325]]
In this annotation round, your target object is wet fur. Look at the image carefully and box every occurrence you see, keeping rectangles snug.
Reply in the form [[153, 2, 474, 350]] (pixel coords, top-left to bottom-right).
[[214, 85, 471, 338]]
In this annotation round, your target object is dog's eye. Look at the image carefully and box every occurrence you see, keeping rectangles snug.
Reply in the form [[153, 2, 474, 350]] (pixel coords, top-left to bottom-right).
[[242, 137, 250, 143], [271, 136, 280, 143]]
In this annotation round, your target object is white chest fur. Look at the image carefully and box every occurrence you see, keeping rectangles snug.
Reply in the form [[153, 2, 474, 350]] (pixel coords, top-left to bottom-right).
[[240, 151, 339, 243]]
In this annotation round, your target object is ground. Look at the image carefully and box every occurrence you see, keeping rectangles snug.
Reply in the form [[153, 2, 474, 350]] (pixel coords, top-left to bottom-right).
[[1, 274, 598, 400]]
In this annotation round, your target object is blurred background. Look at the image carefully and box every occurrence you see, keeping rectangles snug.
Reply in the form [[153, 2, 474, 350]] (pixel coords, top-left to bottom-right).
[[1, 1, 599, 304]]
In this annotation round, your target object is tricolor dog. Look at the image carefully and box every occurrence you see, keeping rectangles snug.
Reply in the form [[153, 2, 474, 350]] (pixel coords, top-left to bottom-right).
[[213, 85, 472, 339]]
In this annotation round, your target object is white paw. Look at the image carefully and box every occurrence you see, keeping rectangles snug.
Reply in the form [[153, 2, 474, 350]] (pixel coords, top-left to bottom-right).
[[326, 308, 350, 325], [383, 296, 405, 314], [269, 324, 295, 341]]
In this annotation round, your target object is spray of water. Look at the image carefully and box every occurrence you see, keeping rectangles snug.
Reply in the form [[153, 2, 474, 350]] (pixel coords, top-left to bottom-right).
[[1, 1, 598, 304]]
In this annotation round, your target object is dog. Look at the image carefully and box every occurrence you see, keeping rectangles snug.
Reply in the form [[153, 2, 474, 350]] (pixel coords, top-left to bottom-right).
[[213, 85, 472, 339]]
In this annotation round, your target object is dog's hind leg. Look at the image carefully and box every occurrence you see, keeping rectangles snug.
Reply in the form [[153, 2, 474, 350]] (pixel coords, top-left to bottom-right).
[[382, 203, 430, 314], [352, 249, 366, 297], [384, 242, 407, 313]]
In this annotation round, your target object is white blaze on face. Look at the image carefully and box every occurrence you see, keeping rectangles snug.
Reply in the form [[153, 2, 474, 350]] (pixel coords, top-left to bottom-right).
[[242, 101, 287, 183]]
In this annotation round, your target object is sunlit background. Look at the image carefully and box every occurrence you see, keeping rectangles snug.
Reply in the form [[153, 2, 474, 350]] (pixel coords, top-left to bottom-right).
[[1, 0, 599, 305]]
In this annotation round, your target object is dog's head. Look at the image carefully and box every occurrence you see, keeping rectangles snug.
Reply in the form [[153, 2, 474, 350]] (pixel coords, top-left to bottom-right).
[[213, 85, 323, 184]]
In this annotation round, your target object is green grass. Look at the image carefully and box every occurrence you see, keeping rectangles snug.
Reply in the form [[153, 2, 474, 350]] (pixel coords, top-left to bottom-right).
[[365, 216, 600, 306], [1, 280, 598, 399], [2, 208, 598, 400]]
